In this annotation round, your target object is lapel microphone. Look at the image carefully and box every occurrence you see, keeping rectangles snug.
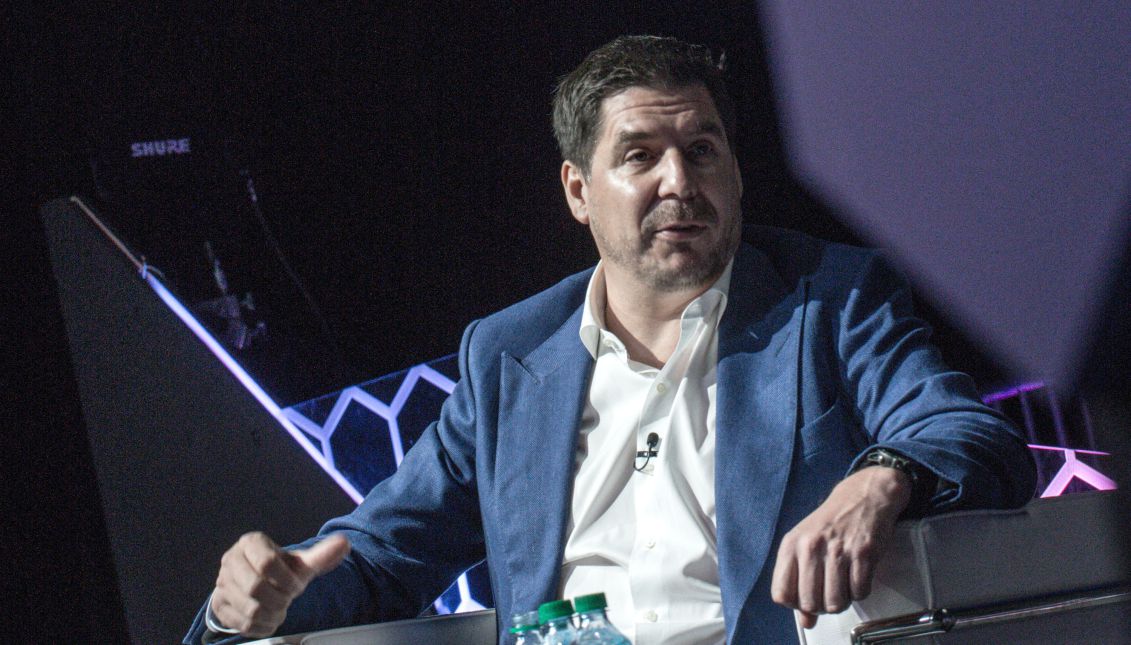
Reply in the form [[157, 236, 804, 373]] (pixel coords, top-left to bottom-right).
[[634, 432, 660, 472]]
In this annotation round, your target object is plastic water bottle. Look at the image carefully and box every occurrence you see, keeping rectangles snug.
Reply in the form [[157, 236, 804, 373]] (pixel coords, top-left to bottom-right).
[[539, 599, 578, 645], [573, 593, 630, 644], [510, 610, 543, 644]]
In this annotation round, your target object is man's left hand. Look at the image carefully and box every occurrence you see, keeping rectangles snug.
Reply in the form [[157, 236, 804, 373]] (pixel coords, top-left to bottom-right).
[[770, 465, 912, 629]]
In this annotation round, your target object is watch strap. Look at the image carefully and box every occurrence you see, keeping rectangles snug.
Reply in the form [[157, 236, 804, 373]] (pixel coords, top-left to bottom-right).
[[851, 447, 938, 515]]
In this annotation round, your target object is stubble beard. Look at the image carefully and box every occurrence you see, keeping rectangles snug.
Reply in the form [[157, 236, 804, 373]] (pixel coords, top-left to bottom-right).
[[594, 199, 742, 292]]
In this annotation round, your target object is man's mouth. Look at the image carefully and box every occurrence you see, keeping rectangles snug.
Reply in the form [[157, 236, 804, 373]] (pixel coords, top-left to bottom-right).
[[654, 221, 707, 240]]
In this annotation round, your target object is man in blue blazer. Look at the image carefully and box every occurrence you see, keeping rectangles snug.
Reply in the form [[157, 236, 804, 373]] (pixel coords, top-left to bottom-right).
[[190, 36, 1035, 644]]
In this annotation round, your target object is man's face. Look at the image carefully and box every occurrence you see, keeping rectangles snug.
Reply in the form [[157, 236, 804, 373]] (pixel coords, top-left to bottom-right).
[[562, 84, 743, 293]]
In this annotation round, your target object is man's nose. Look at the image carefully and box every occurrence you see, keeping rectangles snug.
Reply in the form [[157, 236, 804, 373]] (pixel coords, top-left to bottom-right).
[[657, 150, 697, 200]]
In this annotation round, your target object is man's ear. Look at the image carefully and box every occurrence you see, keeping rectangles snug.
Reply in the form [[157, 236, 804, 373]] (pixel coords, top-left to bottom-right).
[[561, 160, 590, 225]]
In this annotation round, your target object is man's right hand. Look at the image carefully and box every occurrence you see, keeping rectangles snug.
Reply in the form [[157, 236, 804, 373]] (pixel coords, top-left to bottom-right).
[[209, 532, 351, 638]]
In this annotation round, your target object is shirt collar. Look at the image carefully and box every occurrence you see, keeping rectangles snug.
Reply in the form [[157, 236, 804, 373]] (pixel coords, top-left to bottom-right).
[[579, 259, 734, 359]]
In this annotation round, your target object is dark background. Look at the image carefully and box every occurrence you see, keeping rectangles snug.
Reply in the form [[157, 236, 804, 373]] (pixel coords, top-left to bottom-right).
[[4, 3, 1068, 642]]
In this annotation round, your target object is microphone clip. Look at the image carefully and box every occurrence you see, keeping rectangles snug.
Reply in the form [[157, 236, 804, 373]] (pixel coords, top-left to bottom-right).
[[634, 432, 660, 472]]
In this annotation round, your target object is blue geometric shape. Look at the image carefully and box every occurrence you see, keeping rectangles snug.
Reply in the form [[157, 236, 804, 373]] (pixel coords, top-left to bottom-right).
[[397, 375, 453, 456], [327, 403, 399, 495], [283, 355, 492, 614]]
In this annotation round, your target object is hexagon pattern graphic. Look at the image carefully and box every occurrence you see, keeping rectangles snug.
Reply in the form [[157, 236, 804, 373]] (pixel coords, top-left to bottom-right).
[[284, 356, 492, 615]]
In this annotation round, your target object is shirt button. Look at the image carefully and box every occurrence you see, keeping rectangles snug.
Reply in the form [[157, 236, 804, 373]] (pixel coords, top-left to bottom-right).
[[656, 382, 668, 394], [644, 610, 658, 622], [645, 538, 656, 549]]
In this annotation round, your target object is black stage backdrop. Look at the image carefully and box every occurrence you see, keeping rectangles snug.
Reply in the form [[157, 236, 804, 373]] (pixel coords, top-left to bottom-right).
[[4, 3, 1074, 641]]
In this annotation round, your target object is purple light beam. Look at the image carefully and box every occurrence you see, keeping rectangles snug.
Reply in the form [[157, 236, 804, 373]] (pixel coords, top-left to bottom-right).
[[145, 271, 364, 504]]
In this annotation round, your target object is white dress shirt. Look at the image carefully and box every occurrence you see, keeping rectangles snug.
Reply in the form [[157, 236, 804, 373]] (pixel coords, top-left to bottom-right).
[[560, 260, 733, 645]]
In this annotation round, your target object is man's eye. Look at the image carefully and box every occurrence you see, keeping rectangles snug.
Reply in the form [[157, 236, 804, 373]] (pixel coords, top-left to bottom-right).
[[626, 150, 652, 163], [689, 142, 716, 159]]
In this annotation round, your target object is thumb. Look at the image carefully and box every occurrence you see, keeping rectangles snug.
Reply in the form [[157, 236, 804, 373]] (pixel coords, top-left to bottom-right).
[[291, 534, 351, 581], [797, 609, 818, 630]]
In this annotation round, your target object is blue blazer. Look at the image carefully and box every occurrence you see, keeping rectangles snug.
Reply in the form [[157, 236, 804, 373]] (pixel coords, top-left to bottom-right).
[[187, 227, 1035, 644]]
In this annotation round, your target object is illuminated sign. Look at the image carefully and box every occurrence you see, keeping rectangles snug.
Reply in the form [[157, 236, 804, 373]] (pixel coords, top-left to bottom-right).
[[130, 138, 191, 158]]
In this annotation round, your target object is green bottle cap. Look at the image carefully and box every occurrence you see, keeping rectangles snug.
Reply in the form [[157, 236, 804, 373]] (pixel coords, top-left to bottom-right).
[[572, 592, 608, 613], [538, 599, 575, 624]]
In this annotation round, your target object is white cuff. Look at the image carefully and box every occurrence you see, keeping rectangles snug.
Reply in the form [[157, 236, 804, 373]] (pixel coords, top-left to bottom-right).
[[205, 591, 242, 635]]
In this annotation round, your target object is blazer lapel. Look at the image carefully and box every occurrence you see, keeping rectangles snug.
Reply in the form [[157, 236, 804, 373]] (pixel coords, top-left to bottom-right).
[[489, 245, 806, 624], [495, 305, 592, 610], [715, 243, 804, 632]]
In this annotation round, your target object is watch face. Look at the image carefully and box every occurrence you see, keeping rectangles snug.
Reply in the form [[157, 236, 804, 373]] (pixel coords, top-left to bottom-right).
[[867, 449, 919, 483]]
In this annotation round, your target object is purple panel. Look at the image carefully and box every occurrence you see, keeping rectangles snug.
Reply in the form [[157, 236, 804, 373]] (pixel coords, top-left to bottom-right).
[[760, 2, 1131, 385]]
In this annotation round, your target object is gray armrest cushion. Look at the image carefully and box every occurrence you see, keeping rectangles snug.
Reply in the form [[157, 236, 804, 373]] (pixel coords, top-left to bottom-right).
[[856, 490, 1131, 620]]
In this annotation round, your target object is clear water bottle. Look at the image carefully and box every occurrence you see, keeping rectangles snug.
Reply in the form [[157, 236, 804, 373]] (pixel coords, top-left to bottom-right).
[[510, 610, 543, 644], [538, 599, 578, 645], [574, 593, 630, 644]]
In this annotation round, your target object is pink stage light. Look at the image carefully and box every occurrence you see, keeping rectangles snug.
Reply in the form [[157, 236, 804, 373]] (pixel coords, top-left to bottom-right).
[[1029, 444, 1118, 497]]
